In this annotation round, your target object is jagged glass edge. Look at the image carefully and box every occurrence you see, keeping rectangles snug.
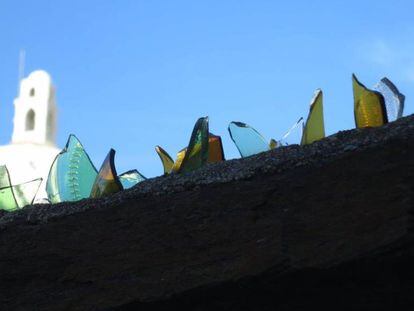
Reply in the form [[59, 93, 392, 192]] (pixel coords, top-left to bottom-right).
[[301, 89, 324, 145], [352, 74, 388, 127], [208, 133, 225, 162], [46, 134, 98, 203], [0, 165, 18, 211], [228, 121, 270, 157], [12, 178, 43, 208], [155, 145, 174, 174], [178, 117, 209, 173], [374, 77, 405, 121], [119, 169, 146, 189], [90, 149, 123, 198]]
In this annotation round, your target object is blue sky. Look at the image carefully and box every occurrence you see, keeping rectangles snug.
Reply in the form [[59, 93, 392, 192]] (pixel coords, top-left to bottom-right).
[[0, 0, 413, 177]]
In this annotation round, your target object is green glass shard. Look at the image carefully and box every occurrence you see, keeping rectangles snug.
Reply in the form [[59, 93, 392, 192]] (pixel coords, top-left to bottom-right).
[[228, 121, 270, 157], [46, 134, 98, 203], [0, 166, 17, 211], [353, 74, 388, 128], [119, 169, 146, 189], [178, 117, 209, 173], [0, 187, 18, 212], [155, 145, 174, 174], [301, 89, 325, 145], [0, 166, 41, 211], [90, 149, 123, 198], [13, 178, 42, 208], [374, 77, 405, 121], [0, 165, 12, 188]]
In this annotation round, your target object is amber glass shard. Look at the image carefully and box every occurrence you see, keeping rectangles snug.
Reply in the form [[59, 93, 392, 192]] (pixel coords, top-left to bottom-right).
[[301, 89, 325, 145], [171, 132, 223, 172], [269, 138, 278, 149], [208, 133, 225, 163], [228, 122, 270, 157], [155, 146, 174, 174], [353, 74, 388, 128], [119, 170, 146, 189], [46, 135, 98, 203], [0, 166, 18, 211], [172, 148, 187, 173], [90, 149, 123, 198], [178, 117, 209, 173], [13, 178, 42, 208], [374, 77, 405, 121]]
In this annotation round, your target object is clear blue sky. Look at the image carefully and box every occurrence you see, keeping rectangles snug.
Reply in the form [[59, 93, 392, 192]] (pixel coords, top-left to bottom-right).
[[0, 1, 413, 177]]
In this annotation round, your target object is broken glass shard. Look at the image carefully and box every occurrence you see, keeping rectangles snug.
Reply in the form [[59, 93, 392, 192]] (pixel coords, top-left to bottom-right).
[[228, 122, 270, 157], [353, 74, 388, 128], [90, 149, 122, 198], [178, 117, 209, 173], [301, 89, 325, 145], [119, 169, 146, 189], [46, 134, 98, 203], [374, 77, 405, 122]]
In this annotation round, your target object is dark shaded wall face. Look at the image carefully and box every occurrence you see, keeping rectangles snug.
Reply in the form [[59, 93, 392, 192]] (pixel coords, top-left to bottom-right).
[[1, 115, 414, 311]]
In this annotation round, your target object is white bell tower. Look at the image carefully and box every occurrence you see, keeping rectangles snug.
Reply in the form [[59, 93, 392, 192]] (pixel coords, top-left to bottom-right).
[[12, 70, 57, 145]]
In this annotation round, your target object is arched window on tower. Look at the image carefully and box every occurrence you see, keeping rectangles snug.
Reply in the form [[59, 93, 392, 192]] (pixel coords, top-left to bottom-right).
[[26, 109, 35, 131], [30, 88, 35, 97]]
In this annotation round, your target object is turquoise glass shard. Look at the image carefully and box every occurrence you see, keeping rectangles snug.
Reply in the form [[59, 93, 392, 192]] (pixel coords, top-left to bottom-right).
[[46, 134, 98, 203], [179, 117, 209, 173], [228, 122, 270, 157], [13, 178, 42, 208], [0, 165, 18, 211], [119, 170, 146, 189], [90, 149, 123, 198], [374, 77, 405, 122]]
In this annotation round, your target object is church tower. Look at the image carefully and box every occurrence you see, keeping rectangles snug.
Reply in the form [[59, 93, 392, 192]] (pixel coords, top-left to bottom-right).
[[0, 70, 60, 202], [12, 70, 57, 145]]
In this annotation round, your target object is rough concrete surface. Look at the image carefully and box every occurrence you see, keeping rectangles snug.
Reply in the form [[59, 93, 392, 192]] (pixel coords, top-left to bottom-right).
[[1, 115, 414, 310]]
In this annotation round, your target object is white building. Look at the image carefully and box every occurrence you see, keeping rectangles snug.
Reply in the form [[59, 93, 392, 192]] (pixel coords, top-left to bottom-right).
[[0, 70, 60, 201]]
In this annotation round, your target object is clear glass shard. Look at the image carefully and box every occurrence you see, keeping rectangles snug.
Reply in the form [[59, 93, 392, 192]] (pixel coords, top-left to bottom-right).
[[301, 89, 325, 145], [277, 117, 304, 146], [228, 121, 270, 157], [13, 178, 42, 208], [46, 134, 98, 203], [119, 169, 146, 189], [90, 149, 123, 198], [374, 77, 405, 122], [353, 74, 388, 128]]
